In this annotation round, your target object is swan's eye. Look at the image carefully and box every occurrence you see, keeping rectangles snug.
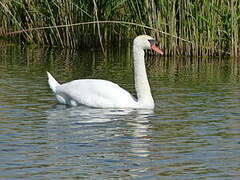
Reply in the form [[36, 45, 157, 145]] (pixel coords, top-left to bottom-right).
[[148, 39, 159, 46]]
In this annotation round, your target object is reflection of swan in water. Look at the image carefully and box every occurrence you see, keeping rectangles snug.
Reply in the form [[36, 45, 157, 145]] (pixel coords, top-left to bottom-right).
[[46, 106, 153, 159], [46, 105, 153, 124], [127, 112, 152, 157]]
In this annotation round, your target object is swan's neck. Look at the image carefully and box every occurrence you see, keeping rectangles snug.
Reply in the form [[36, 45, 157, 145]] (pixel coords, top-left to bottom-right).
[[133, 46, 154, 108]]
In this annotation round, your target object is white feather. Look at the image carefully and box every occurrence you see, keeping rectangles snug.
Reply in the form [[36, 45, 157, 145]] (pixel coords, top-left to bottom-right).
[[47, 72, 60, 92]]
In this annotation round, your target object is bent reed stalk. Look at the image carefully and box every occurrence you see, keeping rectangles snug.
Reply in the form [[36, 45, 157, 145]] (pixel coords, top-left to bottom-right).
[[0, 0, 239, 56]]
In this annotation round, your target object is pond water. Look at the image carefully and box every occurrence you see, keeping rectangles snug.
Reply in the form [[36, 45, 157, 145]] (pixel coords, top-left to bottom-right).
[[0, 43, 240, 179]]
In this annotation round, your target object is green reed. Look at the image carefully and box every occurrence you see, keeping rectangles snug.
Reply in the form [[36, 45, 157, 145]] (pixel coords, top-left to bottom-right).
[[0, 0, 239, 56]]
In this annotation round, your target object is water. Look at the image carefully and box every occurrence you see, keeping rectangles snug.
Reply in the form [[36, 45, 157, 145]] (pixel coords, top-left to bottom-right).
[[0, 43, 240, 179]]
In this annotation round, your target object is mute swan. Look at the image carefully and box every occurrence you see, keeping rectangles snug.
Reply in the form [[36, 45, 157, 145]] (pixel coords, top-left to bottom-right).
[[47, 35, 163, 109]]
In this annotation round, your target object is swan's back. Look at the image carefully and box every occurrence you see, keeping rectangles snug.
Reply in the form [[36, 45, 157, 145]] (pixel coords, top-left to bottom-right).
[[55, 79, 137, 108]]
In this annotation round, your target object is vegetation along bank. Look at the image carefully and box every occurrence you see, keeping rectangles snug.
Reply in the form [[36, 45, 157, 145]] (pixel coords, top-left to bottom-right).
[[0, 0, 239, 56]]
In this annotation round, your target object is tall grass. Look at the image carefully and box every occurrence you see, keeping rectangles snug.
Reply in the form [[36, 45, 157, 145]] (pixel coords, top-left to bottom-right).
[[0, 0, 239, 56]]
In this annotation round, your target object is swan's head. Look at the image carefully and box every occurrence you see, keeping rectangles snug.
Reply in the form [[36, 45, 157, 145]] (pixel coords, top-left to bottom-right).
[[133, 35, 164, 55]]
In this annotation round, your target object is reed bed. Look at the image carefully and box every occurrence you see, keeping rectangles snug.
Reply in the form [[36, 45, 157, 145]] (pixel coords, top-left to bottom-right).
[[0, 0, 239, 56]]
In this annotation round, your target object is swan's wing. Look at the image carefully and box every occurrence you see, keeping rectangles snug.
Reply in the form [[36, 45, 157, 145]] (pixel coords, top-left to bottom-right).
[[55, 79, 137, 108]]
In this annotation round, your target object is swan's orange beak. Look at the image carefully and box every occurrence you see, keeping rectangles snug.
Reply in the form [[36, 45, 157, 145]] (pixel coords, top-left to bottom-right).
[[151, 44, 164, 55]]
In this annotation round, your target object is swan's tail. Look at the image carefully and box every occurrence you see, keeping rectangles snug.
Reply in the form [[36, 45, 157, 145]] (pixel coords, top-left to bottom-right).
[[47, 72, 60, 93]]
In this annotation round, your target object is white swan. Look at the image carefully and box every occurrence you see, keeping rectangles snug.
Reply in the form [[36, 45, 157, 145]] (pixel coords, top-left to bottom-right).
[[47, 35, 163, 109]]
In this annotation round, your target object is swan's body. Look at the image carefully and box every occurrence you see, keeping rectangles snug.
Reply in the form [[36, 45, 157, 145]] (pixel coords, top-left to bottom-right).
[[47, 35, 163, 109], [48, 76, 138, 108]]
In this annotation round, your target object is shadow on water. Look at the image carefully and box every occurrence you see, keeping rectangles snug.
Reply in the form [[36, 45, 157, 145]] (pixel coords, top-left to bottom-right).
[[0, 43, 240, 179]]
